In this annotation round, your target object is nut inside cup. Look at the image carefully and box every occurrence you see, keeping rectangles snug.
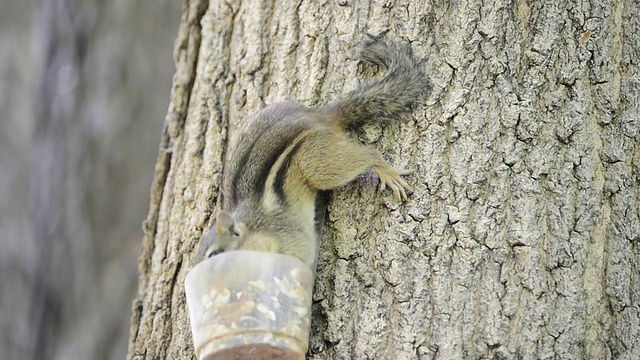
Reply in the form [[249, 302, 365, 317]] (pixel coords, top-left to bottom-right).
[[185, 250, 314, 360]]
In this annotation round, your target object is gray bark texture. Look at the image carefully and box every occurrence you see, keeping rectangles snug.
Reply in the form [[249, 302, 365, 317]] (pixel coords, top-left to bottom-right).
[[128, 0, 640, 359], [0, 1, 180, 359]]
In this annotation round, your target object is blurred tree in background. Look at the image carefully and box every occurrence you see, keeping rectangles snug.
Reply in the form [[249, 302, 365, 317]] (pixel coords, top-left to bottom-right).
[[0, 1, 181, 359]]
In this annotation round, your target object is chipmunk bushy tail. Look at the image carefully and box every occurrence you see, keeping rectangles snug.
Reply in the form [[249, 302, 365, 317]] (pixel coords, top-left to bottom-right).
[[329, 38, 431, 127]]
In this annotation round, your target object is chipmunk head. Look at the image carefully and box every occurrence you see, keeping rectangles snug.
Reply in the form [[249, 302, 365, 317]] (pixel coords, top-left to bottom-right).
[[198, 209, 279, 261]]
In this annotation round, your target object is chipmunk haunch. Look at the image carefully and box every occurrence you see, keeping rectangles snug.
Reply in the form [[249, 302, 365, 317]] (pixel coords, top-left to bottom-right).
[[195, 38, 431, 266]]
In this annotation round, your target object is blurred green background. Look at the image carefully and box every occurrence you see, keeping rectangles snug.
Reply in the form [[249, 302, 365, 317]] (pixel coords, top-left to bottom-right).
[[0, 1, 181, 358]]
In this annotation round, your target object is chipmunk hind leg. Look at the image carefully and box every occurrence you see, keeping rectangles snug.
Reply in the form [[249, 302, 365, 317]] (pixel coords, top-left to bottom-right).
[[296, 131, 411, 200]]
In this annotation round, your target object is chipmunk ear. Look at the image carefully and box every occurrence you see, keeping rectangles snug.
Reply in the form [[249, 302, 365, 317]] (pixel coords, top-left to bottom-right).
[[216, 210, 235, 236]]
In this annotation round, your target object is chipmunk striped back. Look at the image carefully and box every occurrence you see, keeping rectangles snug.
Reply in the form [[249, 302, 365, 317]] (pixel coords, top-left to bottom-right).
[[222, 103, 316, 211]]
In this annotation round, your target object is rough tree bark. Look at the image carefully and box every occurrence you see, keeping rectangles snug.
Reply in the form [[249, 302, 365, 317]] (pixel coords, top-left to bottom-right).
[[128, 0, 640, 359]]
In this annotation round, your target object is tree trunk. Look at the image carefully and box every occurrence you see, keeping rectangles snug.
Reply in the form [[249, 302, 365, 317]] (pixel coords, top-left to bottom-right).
[[128, 0, 640, 359]]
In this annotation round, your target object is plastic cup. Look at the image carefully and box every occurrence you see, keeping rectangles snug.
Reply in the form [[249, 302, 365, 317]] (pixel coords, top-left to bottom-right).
[[185, 250, 314, 360]]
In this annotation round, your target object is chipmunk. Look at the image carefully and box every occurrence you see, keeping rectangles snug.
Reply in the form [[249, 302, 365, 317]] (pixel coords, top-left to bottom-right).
[[195, 38, 430, 267]]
